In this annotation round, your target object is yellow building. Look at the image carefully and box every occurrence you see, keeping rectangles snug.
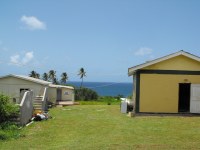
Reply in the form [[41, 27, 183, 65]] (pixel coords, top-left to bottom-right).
[[128, 50, 200, 113]]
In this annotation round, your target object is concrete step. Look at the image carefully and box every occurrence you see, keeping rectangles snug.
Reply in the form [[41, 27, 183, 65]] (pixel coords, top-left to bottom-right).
[[56, 101, 77, 106], [34, 101, 42, 104], [34, 104, 42, 106], [34, 105, 42, 108], [34, 98, 43, 101], [35, 96, 43, 98], [34, 102, 42, 104], [34, 99, 42, 101], [33, 104, 42, 106], [34, 101, 42, 103], [33, 104, 42, 107]]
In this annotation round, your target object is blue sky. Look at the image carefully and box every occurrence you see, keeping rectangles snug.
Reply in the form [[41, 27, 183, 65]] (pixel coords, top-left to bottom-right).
[[1, 0, 200, 82]]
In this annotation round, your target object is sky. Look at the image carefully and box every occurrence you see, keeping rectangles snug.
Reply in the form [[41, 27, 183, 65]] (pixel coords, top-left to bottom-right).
[[1, 0, 200, 82]]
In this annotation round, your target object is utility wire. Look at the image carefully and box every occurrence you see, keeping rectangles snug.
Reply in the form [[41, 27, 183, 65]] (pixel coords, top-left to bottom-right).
[[84, 82, 129, 89]]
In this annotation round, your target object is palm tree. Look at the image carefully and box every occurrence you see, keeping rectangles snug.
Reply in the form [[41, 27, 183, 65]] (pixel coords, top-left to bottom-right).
[[53, 78, 59, 85], [78, 68, 86, 88], [60, 72, 68, 84], [35, 73, 40, 79], [29, 70, 38, 78], [42, 73, 49, 81], [49, 70, 56, 83]]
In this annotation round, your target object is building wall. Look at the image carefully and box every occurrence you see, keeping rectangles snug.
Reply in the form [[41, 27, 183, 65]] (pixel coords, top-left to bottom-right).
[[132, 74, 136, 102], [47, 87, 57, 103], [0, 77, 45, 103], [47, 87, 74, 103], [144, 55, 200, 71], [61, 88, 74, 101], [139, 74, 200, 113]]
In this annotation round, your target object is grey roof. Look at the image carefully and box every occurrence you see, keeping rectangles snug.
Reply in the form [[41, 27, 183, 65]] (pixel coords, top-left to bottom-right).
[[0, 74, 74, 90], [0, 74, 52, 85], [49, 84, 74, 89]]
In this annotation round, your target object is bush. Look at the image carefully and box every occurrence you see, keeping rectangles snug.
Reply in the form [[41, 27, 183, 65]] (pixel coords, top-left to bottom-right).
[[0, 94, 19, 123], [0, 94, 22, 140], [99, 96, 121, 105], [0, 122, 21, 140], [114, 94, 124, 100], [75, 88, 98, 101]]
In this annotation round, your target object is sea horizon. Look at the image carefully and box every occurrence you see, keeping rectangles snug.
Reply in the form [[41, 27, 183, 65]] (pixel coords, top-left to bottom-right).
[[67, 80, 132, 83], [67, 81, 133, 97]]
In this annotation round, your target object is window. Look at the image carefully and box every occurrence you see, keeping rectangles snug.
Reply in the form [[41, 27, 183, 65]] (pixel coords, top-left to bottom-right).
[[64, 91, 69, 95]]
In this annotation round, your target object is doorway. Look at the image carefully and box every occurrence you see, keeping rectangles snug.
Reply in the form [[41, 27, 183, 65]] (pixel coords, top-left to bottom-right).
[[178, 83, 191, 112], [57, 88, 62, 101], [20, 88, 29, 97]]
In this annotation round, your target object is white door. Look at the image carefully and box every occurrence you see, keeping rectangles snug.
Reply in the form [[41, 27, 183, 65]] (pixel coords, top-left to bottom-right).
[[190, 84, 200, 113], [121, 101, 128, 113]]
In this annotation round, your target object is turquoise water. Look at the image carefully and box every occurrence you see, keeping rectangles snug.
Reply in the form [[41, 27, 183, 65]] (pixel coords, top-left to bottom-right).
[[68, 81, 133, 97]]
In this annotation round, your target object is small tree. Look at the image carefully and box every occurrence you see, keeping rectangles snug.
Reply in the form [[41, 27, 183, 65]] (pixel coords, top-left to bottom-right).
[[42, 73, 49, 81], [60, 72, 68, 84], [0, 94, 19, 123], [53, 78, 59, 85], [49, 70, 57, 84], [29, 70, 40, 79], [75, 88, 98, 101]]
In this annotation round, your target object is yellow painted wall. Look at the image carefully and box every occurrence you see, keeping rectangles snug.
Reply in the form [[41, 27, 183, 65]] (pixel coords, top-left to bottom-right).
[[140, 74, 200, 113], [144, 55, 200, 71]]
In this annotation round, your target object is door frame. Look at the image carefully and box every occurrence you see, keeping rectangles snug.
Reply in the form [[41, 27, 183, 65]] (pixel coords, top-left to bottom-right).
[[57, 88, 62, 101], [178, 83, 191, 112]]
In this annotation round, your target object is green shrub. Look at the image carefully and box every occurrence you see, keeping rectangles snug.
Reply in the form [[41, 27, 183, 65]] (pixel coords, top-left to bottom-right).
[[0, 94, 19, 123], [114, 94, 124, 100], [99, 96, 121, 105], [0, 121, 18, 130], [0, 131, 7, 140], [0, 122, 21, 140], [75, 88, 98, 101], [78, 96, 121, 105]]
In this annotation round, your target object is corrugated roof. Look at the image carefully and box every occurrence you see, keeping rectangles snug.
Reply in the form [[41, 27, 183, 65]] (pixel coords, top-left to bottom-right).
[[0, 74, 52, 85], [128, 50, 200, 76]]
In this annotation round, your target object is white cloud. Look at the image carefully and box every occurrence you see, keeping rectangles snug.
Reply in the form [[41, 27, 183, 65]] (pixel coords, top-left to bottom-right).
[[22, 51, 34, 64], [20, 15, 46, 30], [10, 51, 34, 66], [10, 54, 20, 64], [134, 47, 153, 56]]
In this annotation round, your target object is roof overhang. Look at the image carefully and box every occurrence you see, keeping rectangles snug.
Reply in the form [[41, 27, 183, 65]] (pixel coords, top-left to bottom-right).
[[0, 74, 74, 90], [128, 50, 200, 76], [0, 74, 52, 85], [49, 84, 74, 90]]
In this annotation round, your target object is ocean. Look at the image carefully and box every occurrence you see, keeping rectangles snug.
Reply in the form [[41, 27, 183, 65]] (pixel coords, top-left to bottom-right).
[[68, 81, 133, 97]]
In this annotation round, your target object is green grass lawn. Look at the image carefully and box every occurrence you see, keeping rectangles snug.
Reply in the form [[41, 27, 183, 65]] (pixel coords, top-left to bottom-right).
[[1, 105, 200, 149]]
